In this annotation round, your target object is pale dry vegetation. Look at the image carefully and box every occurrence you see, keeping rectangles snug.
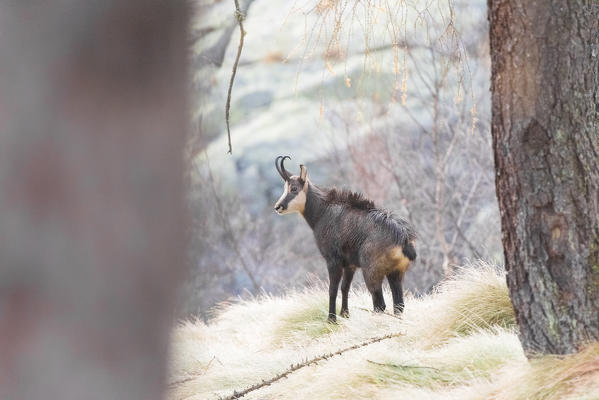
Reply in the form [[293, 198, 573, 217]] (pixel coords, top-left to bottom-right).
[[168, 262, 599, 399]]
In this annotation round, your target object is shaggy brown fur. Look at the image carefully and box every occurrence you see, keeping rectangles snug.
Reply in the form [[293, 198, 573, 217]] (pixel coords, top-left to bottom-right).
[[324, 188, 376, 211]]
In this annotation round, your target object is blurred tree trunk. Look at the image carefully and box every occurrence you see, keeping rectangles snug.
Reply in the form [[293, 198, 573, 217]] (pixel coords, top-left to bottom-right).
[[0, 2, 189, 399], [488, 0, 599, 354]]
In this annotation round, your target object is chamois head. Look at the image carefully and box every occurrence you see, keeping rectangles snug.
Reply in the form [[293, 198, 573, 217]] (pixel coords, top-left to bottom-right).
[[274, 156, 308, 215]]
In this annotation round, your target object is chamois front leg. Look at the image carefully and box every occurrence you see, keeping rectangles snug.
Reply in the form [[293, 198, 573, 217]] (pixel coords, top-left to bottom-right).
[[387, 271, 404, 315], [327, 262, 343, 323], [340, 266, 355, 318]]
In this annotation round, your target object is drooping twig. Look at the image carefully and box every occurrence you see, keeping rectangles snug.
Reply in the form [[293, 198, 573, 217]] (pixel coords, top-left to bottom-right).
[[218, 332, 403, 400], [225, 0, 246, 154]]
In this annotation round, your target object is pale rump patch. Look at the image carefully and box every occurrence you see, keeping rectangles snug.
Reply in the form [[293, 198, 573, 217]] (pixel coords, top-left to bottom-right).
[[389, 246, 411, 272], [363, 246, 412, 292], [380, 246, 411, 274]]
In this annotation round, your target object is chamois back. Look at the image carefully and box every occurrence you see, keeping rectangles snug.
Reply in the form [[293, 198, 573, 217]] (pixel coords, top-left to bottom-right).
[[324, 188, 375, 211]]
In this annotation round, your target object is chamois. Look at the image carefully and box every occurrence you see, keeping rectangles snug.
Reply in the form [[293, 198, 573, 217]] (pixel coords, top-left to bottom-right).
[[274, 156, 417, 322]]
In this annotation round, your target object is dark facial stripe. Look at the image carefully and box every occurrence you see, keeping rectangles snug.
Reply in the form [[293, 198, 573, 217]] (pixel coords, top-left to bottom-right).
[[279, 191, 298, 210]]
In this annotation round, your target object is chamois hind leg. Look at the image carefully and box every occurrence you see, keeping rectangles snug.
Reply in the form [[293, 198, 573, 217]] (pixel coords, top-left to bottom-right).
[[362, 265, 386, 312], [387, 270, 405, 314], [371, 289, 386, 312], [340, 266, 355, 318], [326, 262, 343, 323]]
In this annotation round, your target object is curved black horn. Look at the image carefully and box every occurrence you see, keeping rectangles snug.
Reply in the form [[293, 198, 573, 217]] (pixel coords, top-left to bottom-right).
[[279, 155, 292, 181], [275, 155, 291, 181]]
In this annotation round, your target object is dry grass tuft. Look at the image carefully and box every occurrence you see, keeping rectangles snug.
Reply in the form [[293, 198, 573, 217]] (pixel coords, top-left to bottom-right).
[[167, 262, 599, 400], [483, 342, 599, 400], [274, 299, 341, 342], [404, 261, 516, 347]]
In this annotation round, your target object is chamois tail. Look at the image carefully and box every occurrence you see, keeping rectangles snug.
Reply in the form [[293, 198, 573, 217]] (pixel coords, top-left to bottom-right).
[[403, 240, 417, 261]]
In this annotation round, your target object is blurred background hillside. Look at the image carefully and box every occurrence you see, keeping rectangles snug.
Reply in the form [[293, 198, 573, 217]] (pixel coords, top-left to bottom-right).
[[181, 0, 502, 319]]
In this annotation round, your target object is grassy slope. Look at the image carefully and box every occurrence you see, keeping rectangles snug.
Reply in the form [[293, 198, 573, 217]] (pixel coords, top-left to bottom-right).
[[168, 263, 599, 400]]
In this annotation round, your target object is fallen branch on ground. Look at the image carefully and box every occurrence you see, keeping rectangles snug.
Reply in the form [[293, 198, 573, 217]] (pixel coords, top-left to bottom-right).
[[218, 331, 404, 400], [356, 306, 403, 320]]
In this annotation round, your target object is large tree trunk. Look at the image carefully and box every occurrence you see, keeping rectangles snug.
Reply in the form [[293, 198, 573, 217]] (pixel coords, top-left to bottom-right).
[[488, 0, 599, 354], [0, 2, 189, 399]]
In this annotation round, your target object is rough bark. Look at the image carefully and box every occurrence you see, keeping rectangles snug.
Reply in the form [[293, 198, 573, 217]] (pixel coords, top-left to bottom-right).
[[0, 2, 189, 399], [488, 0, 599, 354]]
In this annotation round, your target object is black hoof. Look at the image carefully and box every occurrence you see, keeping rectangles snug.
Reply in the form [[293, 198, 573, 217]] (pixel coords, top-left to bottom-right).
[[373, 305, 386, 313], [327, 314, 337, 324], [340, 309, 350, 318], [393, 305, 404, 315]]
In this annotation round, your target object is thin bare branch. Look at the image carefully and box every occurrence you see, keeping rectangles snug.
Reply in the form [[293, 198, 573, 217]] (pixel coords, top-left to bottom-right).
[[225, 0, 246, 154], [356, 307, 403, 320]]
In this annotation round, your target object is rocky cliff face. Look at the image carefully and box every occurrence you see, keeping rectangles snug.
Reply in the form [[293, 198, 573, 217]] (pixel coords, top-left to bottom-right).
[[192, 0, 487, 192]]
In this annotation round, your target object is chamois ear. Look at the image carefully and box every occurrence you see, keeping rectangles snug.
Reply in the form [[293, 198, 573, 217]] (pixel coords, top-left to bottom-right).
[[299, 164, 307, 182]]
